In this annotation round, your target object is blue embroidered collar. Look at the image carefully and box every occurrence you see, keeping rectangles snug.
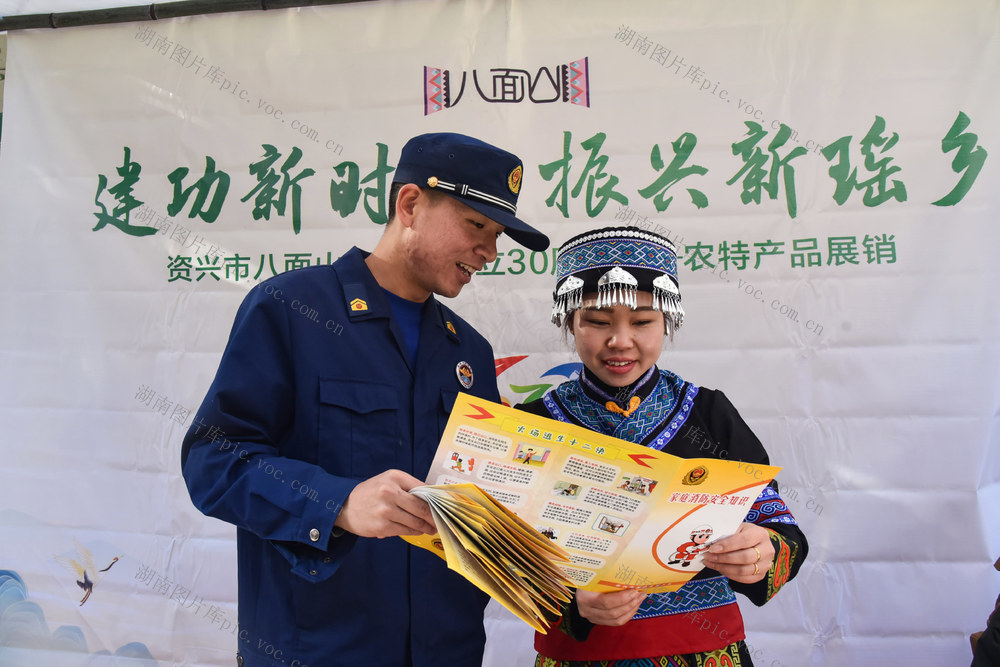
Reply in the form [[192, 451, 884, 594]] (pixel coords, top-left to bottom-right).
[[578, 365, 659, 411], [544, 366, 697, 450]]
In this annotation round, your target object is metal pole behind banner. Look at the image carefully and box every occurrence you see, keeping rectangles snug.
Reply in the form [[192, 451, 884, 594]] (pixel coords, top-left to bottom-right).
[[0, 0, 372, 31]]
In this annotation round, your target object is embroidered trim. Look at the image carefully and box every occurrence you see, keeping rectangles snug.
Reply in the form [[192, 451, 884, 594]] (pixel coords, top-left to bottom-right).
[[632, 576, 737, 620], [648, 383, 699, 451], [765, 529, 795, 600], [745, 485, 798, 526], [545, 369, 697, 453], [556, 235, 679, 278], [694, 645, 745, 667], [535, 657, 688, 667], [580, 366, 656, 405], [542, 391, 570, 424]]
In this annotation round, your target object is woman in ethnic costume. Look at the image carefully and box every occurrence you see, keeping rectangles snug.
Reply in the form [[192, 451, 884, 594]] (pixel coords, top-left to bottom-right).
[[517, 227, 808, 667]]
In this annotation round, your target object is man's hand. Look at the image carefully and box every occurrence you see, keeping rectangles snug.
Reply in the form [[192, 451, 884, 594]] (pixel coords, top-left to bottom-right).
[[334, 469, 437, 538], [576, 589, 646, 627]]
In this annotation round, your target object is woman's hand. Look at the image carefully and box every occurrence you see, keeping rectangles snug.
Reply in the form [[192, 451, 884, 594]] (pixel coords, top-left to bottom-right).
[[576, 589, 646, 626], [700, 522, 774, 584]]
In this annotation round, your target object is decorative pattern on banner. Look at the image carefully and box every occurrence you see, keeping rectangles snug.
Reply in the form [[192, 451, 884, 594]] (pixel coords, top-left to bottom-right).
[[0, 570, 154, 660]]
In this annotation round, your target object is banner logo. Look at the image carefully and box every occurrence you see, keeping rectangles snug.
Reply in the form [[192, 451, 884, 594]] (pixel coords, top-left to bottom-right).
[[424, 58, 590, 115]]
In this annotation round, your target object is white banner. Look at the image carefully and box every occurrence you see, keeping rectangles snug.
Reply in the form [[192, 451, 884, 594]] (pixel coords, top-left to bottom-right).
[[0, 1, 998, 665]]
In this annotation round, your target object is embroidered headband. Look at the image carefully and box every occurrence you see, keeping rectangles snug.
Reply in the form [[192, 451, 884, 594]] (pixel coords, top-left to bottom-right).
[[551, 226, 684, 331]]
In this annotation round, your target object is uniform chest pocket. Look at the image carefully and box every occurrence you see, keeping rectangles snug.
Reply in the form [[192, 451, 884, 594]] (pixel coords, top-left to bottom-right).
[[319, 379, 400, 478], [438, 390, 458, 432]]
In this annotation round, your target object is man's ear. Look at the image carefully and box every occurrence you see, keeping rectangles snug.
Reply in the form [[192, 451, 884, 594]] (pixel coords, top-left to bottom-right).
[[394, 183, 423, 228]]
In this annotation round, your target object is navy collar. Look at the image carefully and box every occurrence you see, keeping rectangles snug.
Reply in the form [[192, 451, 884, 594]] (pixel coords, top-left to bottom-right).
[[333, 246, 460, 344]]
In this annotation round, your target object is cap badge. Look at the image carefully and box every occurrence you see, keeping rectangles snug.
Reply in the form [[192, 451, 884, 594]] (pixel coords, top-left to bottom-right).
[[456, 361, 474, 389], [508, 165, 523, 195]]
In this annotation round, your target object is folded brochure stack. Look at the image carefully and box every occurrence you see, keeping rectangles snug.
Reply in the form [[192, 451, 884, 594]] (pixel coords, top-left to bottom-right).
[[405, 483, 574, 633], [403, 395, 779, 633]]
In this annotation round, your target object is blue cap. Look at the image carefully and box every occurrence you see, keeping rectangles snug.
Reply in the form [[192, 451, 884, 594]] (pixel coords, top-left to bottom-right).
[[394, 132, 549, 251]]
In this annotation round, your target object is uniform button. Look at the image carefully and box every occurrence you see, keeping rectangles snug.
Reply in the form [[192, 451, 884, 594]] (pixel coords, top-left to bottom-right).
[[309, 528, 320, 542], [309, 570, 318, 576], [323, 557, 332, 563]]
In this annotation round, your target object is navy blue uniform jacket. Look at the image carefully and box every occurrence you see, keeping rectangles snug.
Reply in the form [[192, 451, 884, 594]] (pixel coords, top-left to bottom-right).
[[181, 247, 498, 666]]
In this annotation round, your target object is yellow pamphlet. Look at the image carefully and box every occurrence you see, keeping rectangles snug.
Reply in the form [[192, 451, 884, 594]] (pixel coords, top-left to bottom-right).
[[405, 394, 780, 630]]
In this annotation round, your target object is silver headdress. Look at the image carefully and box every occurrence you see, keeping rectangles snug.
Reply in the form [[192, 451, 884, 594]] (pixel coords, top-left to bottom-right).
[[596, 266, 638, 310], [550, 226, 684, 331]]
